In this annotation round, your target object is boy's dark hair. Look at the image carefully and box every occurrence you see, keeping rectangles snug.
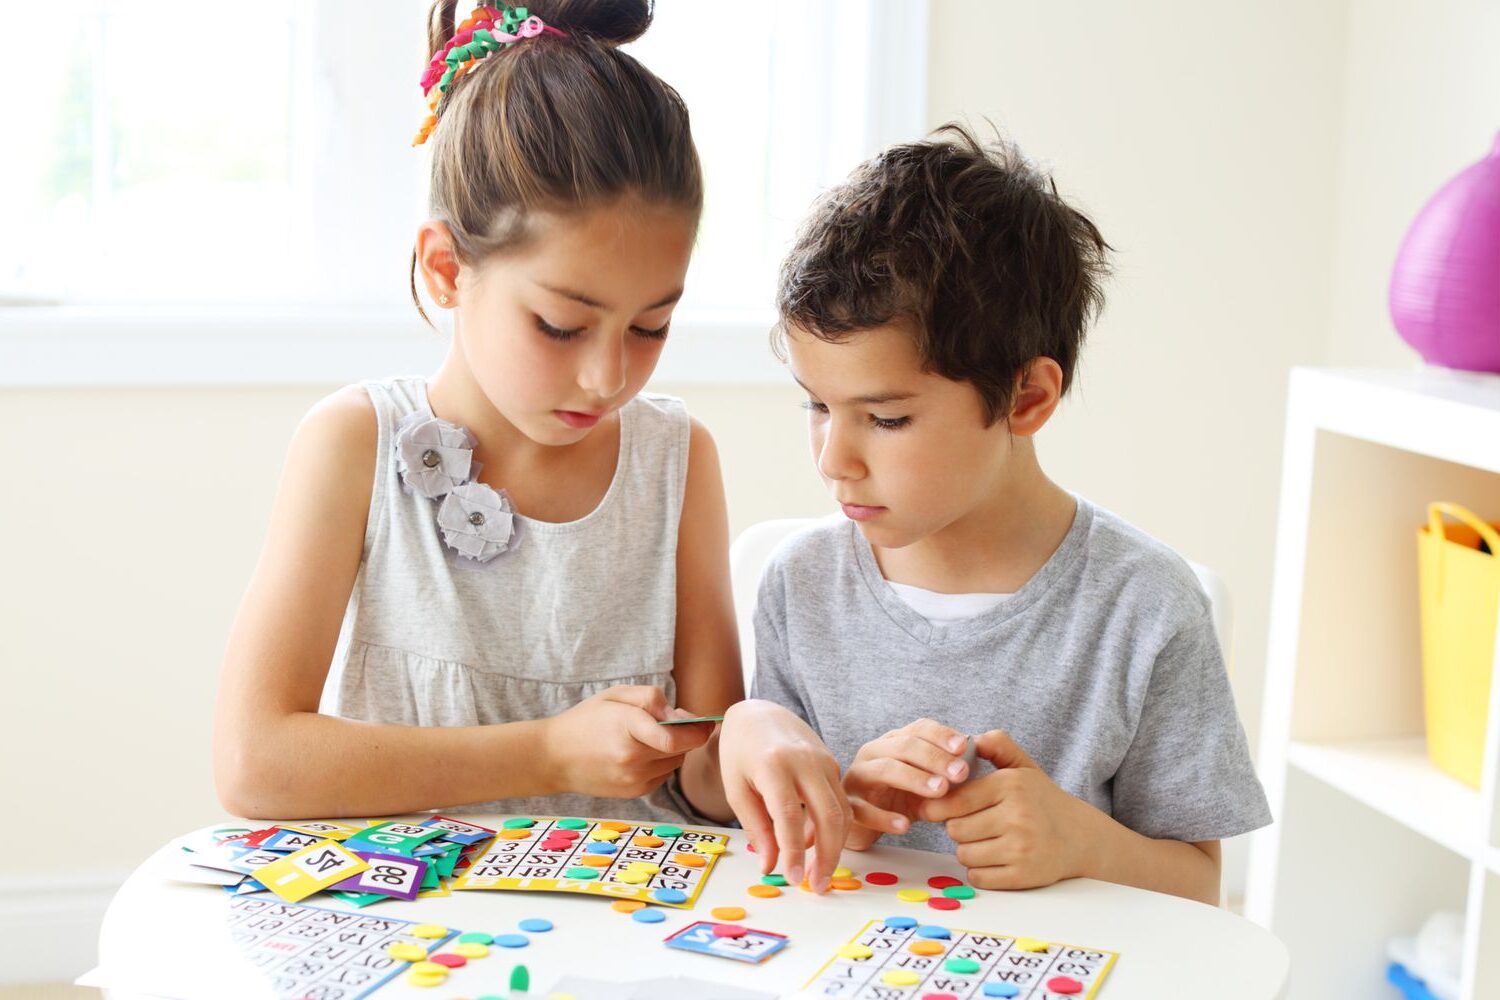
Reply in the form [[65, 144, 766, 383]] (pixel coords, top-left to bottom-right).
[[776, 123, 1110, 423]]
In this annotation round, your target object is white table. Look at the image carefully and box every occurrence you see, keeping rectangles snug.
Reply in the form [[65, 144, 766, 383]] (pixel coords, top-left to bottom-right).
[[83, 817, 1288, 999]]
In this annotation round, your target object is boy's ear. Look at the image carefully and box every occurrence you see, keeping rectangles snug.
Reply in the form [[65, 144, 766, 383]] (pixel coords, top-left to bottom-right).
[[1005, 358, 1065, 437], [415, 220, 462, 308]]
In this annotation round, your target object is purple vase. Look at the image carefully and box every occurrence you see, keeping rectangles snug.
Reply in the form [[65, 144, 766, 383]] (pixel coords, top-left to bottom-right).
[[1389, 132, 1500, 373]]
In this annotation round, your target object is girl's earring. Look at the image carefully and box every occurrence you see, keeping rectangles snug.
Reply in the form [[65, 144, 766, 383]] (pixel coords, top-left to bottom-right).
[[439, 294, 450, 306]]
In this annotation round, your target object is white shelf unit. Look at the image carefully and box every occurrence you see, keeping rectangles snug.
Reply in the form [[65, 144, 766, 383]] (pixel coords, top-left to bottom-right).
[[1245, 367, 1500, 999]]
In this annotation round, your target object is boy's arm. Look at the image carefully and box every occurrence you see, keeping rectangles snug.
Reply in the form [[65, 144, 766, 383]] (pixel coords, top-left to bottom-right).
[[921, 731, 1222, 905]]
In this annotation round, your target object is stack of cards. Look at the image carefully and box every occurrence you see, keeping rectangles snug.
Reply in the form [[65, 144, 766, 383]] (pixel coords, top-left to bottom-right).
[[166, 816, 499, 907]]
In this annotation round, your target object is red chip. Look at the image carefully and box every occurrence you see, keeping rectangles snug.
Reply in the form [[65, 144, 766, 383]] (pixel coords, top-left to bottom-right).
[[865, 871, 899, 885], [927, 875, 963, 890], [927, 896, 961, 910], [429, 953, 466, 968], [1047, 976, 1084, 994], [712, 923, 748, 938], [922, 994, 960, 1000]]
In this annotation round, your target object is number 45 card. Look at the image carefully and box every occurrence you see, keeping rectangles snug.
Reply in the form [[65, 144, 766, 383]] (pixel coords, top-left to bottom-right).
[[255, 839, 368, 903]]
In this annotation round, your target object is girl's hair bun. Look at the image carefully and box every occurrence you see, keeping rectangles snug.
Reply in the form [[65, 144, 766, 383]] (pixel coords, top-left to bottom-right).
[[529, 0, 653, 46]]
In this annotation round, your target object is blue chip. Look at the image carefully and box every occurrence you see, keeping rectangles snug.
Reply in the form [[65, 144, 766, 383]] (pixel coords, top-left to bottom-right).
[[632, 908, 666, 923], [518, 918, 553, 933], [884, 916, 918, 929], [494, 933, 530, 948], [915, 925, 951, 939], [984, 984, 1021, 998], [651, 888, 688, 904], [583, 842, 619, 855]]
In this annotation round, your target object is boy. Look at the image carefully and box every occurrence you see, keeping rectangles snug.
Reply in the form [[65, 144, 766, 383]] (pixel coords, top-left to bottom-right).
[[752, 125, 1270, 905]]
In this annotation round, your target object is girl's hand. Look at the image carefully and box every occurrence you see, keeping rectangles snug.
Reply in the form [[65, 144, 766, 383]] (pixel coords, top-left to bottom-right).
[[719, 700, 850, 893], [920, 729, 1091, 890], [542, 686, 714, 799], [843, 719, 972, 850]]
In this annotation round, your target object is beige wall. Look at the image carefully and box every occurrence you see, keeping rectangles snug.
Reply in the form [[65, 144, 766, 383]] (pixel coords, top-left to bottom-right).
[[5, 1, 1499, 885]]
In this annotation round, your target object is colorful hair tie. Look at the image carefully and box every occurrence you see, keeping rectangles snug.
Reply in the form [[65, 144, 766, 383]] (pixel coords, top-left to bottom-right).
[[412, 5, 567, 146]]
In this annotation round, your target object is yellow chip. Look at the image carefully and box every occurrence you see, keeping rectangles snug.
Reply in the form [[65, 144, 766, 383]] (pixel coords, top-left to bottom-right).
[[882, 970, 921, 986], [697, 842, 726, 855], [410, 961, 447, 975], [589, 828, 621, 842], [618, 870, 650, 884], [837, 943, 874, 960], [453, 941, 490, 958], [406, 970, 447, 988], [412, 923, 448, 939], [896, 888, 931, 903], [626, 862, 661, 875], [386, 942, 426, 962], [832, 866, 853, 878], [1017, 937, 1051, 952]]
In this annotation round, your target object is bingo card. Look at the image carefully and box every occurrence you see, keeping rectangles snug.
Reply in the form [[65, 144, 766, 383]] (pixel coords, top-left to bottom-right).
[[803, 917, 1118, 999]]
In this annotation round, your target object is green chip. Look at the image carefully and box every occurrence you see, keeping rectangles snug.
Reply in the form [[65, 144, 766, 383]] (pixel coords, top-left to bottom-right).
[[501, 817, 537, 830], [556, 818, 589, 830], [760, 873, 788, 886], [945, 957, 981, 975], [564, 866, 600, 880], [509, 964, 530, 991], [653, 824, 684, 838], [458, 932, 494, 945], [942, 884, 976, 899]]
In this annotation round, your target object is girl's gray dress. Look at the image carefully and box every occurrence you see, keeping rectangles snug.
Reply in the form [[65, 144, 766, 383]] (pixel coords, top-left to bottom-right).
[[320, 376, 699, 822]]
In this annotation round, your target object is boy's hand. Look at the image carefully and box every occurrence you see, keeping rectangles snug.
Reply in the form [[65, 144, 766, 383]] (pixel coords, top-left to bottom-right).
[[542, 686, 714, 799], [844, 720, 972, 850], [718, 700, 850, 893], [920, 729, 1093, 890]]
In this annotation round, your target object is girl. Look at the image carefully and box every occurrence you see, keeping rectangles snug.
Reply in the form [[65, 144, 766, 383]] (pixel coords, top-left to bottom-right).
[[213, 0, 848, 892]]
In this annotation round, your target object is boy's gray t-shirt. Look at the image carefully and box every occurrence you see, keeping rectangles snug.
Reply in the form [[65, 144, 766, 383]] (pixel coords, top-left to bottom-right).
[[751, 498, 1272, 853]]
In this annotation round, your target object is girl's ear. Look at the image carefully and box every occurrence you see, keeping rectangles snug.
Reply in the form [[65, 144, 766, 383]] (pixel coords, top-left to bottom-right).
[[415, 220, 462, 307], [1005, 357, 1065, 437]]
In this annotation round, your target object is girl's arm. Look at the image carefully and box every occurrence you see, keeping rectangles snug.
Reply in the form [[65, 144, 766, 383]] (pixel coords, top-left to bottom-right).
[[213, 388, 701, 819], [671, 418, 745, 821], [672, 421, 851, 892]]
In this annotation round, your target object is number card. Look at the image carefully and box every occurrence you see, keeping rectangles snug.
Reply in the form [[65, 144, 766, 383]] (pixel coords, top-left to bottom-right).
[[226, 895, 456, 999], [342, 821, 446, 857], [257, 840, 370, 904], [419, 815, 497, 846], [802, 919, 1118, 999], [449, 816, 729, 909], [664, 921, 788, 964], [330, 853, 427, 902], [279, 820, 361, 841]]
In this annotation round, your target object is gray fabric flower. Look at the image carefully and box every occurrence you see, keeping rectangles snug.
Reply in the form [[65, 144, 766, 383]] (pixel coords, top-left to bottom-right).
[[436, 482, 519, 562], [394, 410, 477, 499]]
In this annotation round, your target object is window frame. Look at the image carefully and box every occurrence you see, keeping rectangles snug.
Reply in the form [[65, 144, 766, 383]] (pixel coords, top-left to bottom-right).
[[0, 1, 927, 387]]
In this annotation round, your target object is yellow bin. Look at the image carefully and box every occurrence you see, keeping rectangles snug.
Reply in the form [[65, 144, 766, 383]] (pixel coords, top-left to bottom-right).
[[1418, 502, 1500, 789]]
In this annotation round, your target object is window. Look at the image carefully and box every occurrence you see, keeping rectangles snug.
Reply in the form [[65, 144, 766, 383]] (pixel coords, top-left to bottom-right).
[[0, 1, 926, 382]]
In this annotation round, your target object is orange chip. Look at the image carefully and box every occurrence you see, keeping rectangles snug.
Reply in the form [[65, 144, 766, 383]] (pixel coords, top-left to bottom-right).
[[612, 899, 646, 913], [498, 828, 530, 840], [711, 906, 746, 921], [632, 835, 664, 848], [672, 853, 706, 868], [910, 940, 945, 956], [580, 854, 612, 867], [748, 884, 782, 898], [599, 821, 633, 833], [830, 877, 863, 891]]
